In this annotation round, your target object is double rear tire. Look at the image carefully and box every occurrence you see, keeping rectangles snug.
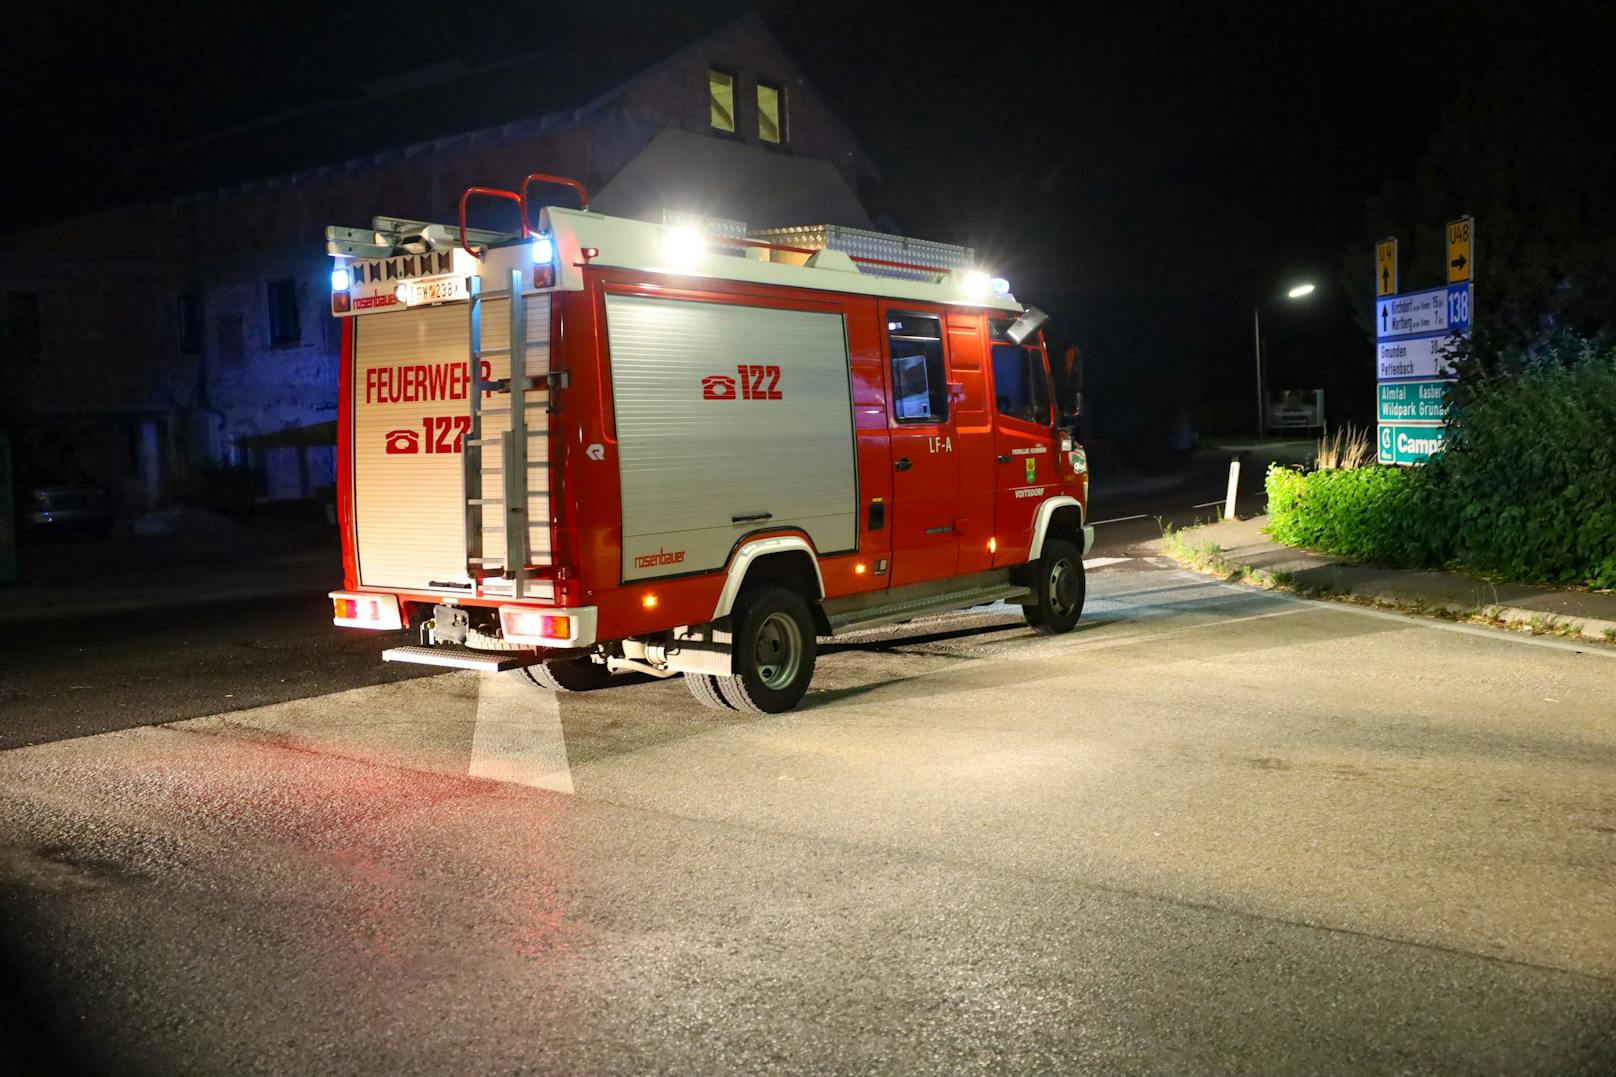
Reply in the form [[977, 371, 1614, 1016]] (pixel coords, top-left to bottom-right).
[[1022, 538, 1085, 635], [508, 656, 613, 693], [686, 586, 817, 714]]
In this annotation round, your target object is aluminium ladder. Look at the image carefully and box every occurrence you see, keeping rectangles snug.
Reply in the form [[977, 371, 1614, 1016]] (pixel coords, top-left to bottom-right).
[[462, 270, 560, 599]]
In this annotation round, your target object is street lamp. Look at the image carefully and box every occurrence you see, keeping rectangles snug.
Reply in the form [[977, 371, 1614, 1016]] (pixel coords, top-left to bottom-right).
[[1254, 282, 1316, 436]]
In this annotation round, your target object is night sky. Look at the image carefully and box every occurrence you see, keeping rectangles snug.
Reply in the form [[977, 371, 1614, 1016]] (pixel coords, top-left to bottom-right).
[[7, 1, 1610, 451]]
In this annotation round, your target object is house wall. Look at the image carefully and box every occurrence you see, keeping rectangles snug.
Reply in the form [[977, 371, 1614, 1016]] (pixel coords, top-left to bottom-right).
[[0, 16, 877, 512]]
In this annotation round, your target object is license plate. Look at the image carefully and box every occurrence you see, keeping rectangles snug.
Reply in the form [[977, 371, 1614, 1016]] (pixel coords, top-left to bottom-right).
[[397, 276, 469, 306]]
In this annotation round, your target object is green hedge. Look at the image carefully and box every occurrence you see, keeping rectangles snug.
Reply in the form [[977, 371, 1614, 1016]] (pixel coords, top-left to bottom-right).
[[1264, 465, 1446, 567], [1265, 341, 1616, 589]]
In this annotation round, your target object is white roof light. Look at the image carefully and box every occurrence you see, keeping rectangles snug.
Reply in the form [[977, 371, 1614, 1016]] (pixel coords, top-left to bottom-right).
[[330, 267, 350, 292], [661, 226, 705, 270]]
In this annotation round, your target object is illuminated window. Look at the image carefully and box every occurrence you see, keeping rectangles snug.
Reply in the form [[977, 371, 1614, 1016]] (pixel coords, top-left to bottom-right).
[[708, 68, 735, 134], [757, 80, 784, 144]]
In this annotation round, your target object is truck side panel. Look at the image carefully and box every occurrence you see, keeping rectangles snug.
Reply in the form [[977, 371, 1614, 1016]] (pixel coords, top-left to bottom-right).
[[604, 292, 858, 583]]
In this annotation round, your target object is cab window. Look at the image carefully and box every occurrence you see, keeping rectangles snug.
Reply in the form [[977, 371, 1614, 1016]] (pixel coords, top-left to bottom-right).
[[990, 342, 1051, 425], [888, 313, 947, 422]]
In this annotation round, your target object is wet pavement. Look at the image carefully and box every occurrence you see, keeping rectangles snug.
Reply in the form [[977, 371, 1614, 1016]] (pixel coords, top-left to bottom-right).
[[2, 555, 1613, 1074]]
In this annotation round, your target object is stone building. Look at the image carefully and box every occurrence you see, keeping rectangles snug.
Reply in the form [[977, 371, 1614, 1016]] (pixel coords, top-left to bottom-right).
[[0, 13, 877, 512]]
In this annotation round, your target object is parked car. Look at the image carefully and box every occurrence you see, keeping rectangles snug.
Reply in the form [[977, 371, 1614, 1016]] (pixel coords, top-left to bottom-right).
[[22, 484, 114, 540]]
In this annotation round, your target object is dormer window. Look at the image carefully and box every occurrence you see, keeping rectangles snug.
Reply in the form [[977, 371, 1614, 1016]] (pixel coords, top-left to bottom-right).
[[757, 80, 784, 144], [709, 67, 736, 134]]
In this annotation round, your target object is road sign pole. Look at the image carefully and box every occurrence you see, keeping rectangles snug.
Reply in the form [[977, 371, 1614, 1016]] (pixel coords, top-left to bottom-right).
[[1252, 307, 1263, 437]]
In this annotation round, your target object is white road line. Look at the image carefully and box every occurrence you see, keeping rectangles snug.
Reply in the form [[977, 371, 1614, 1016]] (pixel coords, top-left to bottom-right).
[[1091, 513, 1148, 526], [469, 672, 575, 792], [1082, 556, 1132, 569], [1191, 500, 1224, 509]]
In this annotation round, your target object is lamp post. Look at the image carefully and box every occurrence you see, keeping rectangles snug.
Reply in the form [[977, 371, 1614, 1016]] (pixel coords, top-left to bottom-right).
[[1253, 282, 1316, 437]]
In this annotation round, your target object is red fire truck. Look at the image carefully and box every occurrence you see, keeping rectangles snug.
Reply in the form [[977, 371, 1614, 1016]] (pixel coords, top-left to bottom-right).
[[326, 174, 1091, 713]]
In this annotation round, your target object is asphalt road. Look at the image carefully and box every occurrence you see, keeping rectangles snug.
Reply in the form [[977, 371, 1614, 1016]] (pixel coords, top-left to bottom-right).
[[0, 463, 1243, 753], [2, 545, 1613, 1074]]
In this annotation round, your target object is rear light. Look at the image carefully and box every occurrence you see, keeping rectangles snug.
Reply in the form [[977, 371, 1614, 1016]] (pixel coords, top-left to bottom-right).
[[330, 591, 403, 630], [498, 605, 598, 647], [532, 231, 556, 288], [501, 608, 569, 641]]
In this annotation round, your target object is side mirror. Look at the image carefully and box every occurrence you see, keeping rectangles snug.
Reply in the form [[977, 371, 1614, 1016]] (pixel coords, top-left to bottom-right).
[[1005, 306, 1049, 345]]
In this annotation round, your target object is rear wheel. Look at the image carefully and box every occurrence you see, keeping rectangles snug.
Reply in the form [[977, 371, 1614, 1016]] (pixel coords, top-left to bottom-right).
[[508, 656, 613, 692], [1022, 538, 1085, 635], [715, 587, 817, 714], [685, 673, 736, 710]]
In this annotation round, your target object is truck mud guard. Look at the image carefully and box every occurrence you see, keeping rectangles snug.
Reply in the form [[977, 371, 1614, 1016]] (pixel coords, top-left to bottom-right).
[[712, 537, 825, 621]]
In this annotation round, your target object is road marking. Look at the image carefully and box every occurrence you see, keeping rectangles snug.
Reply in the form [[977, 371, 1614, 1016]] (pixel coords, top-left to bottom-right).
[[469, 672, 575, 792], [1191, 500, 1225, 509], [1082, 556, 1132, 569], [1091, 514, 1148, 526]]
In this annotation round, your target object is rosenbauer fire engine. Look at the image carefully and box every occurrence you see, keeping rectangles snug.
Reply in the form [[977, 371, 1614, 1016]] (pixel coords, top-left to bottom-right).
[[326, 173, 1091, 713]]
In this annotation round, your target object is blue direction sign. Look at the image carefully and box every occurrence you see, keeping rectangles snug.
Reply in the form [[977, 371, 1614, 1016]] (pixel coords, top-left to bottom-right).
[[1378, 422, 1447, 465], [1377, 380, 1450, 423], [1376, 284, 1471, 341]]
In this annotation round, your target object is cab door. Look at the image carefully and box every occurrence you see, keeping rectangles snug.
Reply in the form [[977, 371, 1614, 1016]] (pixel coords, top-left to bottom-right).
[[987, 322, 1057, 566], [881, 306, 960, 586]]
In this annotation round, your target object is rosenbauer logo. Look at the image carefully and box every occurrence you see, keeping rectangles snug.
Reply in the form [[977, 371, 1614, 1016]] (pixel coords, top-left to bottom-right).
[[633, 547, 686, 570], [702, 364, 783, 400]]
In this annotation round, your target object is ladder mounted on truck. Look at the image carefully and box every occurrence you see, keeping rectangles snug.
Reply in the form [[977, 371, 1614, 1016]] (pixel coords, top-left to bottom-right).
[[462, 270, 565, 599]]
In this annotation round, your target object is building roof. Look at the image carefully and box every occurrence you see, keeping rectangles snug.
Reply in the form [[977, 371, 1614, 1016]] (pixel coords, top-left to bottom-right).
[[116, 8, 800, 206]]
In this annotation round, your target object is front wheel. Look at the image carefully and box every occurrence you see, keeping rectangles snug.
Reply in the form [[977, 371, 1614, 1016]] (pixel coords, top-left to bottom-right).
[[508, 656, 613, 692], [1022, 538, 1085, 635], [715, 586, 817, 714]]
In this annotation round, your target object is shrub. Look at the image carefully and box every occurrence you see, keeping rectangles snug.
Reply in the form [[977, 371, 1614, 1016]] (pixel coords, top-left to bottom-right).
[[1265, 465, 1447, 566], [1265, 338, 1616, 589], [1429, 345, 1616, 587]]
